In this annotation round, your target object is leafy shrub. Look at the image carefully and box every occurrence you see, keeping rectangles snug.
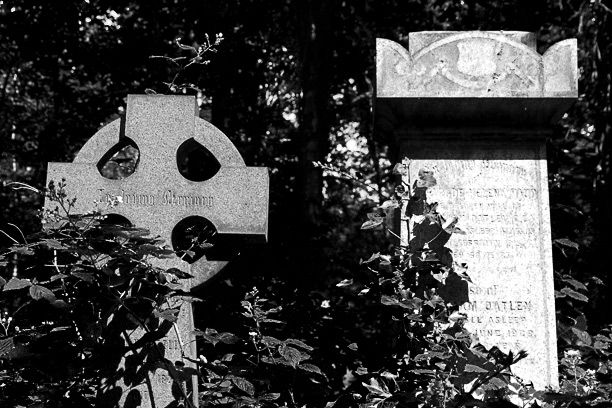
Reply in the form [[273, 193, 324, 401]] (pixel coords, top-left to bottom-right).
[[324, 161, 534, 408], [0, 181, 320, 408], [3, 164, 612, 408]]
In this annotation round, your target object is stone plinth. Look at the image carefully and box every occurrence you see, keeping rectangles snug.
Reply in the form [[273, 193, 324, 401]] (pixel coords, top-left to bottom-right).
[[376, 31, 578, 389]]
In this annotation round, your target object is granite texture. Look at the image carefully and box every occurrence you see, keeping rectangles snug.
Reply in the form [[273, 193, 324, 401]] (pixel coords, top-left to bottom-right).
[[376, 32, 578, 128], [376, 31, 578, 389], [377, 31, 577, 98], [401, 136, 557, 389], [45, 94, 269, 407]]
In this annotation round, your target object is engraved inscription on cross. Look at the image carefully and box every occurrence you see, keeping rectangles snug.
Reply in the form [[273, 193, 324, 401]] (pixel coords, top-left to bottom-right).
[[45, 95, 269, 408]]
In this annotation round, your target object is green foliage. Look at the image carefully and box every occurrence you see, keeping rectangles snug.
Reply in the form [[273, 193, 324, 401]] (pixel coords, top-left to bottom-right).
[[0, 180, 183, 405], [327, 164, 533, 408], [0, 181, 321, 407], [196, 288, 323, 408]]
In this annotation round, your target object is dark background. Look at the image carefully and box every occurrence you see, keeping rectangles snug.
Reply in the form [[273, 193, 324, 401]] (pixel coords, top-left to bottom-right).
[[1, 0, 611, 402]]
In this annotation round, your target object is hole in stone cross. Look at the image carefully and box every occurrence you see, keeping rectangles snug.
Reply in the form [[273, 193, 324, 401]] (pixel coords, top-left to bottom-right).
[[171, 216, 218, 264], [176, 138, 221, 182], [97, 138, 140, 180]]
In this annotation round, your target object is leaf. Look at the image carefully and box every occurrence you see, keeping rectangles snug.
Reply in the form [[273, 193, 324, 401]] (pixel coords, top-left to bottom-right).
[[484, 377, 508, 389], [361, 219, 383, 230], [192, 328, 239, 346], [361, 253, 381, 264], [392, 162, 409, 176], [336, 278, 353, 287], [10, 245, 33, 256], [231, 376, 255, 396], [280, 345, 303, 368], [362, 378, 391, 398], [571, 327, 592, 346], [0, 276, 5, 288], [153, 308, 180, 323], [71, 271, 94, 283], [381, 295, 414, 309], [259, 393, 281, 401], [562, 277, 587, 291], [348, 343, 358, 351], [442, 217, 460, 234], [380, 200, 399, 214], [175, 41, 197, 52], [51, 299, 69, 309], [217, 332, 239, 345], [554, 238, 579, 250], [463, 364, 489, 373], [261, 336, 282, 347], [40, 239, 65, 250], [29, 284, 56, 301], [284, 338, 314, 351], [3, 278, 32, 291], [166, 267, 194, 279], [561, 287, 588, 302], [299, 363, 323, 375]]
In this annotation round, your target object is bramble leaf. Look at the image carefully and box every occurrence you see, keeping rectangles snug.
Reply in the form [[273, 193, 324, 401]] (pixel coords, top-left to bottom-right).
[[29, 284, 56, 301], [561, 287, 588, 302], [153, 308, 180, 323], [231, 376, 255, 396], [3, 278, 32, 291], [361, 219, 384, 230]]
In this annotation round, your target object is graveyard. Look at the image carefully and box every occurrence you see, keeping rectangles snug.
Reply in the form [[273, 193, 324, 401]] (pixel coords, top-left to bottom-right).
[[2, 2, 612, 408]]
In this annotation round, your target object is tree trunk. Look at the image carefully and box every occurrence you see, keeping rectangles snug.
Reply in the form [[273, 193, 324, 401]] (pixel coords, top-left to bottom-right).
[[296, 0, 332, 230]]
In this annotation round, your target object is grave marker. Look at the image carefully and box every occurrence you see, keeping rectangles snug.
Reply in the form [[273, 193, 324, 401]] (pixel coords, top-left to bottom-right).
[[45, 94, 269, 407], [376, 31, 577, 388]]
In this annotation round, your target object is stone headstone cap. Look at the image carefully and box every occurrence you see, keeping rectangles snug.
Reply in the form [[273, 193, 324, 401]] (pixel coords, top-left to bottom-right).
[[408, 31, 537, 54], [376, 31, 578, 126]]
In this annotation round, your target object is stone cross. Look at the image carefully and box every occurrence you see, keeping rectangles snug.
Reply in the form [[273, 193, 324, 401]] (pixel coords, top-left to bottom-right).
[[45, 95, 269, 407], [376, 31, 577, 389]]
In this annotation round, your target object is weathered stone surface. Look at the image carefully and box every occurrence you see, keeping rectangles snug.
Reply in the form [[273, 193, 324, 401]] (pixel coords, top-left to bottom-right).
[[377, 31, 578, 389], [401, 136, 557, 389], [377, 31, 577, 99], [45, 95, 269, 407]]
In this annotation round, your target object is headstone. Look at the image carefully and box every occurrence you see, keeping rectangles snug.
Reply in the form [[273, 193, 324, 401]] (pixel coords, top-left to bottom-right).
[[45, 95, 269, 407], [376, 31, 577, 389]]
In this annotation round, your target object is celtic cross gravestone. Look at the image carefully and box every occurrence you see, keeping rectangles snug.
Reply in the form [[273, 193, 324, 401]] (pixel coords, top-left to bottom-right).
[[45, 94, 269, 407], [376, 31, 578, 389]]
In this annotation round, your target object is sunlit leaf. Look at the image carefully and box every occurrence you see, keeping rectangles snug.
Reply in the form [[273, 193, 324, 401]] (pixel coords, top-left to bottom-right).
[[464, 364, 488, 373], [231, 376, 255, 396], [29, 284, 56, 301], [561, 287, 588, 302], [361, 219, 383, 230], [299, 363, 323, 375], [336, 278, 353, 287], [554, 238, 579, 250], [3, 278, 32, 291], [285, 338, 314, 351]]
